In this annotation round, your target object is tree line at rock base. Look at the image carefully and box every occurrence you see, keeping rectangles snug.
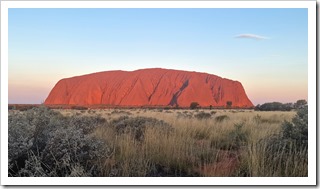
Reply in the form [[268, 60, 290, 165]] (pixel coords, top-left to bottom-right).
[[8, 99, 307, 111], [254, 99, 307, 111]]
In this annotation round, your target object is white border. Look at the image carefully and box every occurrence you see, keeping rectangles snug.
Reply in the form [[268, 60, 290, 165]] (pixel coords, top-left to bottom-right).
[[0, 1, 316, 8], [1, 1, 316, 186], [307, 1, 317, 186]]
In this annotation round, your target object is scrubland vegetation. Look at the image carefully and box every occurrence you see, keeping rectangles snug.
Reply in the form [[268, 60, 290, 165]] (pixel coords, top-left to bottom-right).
[[8, 106, 307, 177]]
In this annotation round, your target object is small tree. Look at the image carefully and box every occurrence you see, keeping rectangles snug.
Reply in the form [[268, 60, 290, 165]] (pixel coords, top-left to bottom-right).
[[190, 102, 199, 109], [209, 105, 213, 110], [226, 101, 232, 108], [294, 99, 307, 109]]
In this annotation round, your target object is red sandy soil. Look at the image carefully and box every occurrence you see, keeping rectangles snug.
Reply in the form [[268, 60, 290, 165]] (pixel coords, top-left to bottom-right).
[[195, 149, 240, 177]]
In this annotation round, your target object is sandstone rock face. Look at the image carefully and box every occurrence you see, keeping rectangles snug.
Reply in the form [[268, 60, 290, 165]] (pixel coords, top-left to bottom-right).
[[44, 68, 254, 108]]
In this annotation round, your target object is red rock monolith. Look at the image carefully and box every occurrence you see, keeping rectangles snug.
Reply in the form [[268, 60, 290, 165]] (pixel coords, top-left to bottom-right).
[[44, 68, 254, 108]]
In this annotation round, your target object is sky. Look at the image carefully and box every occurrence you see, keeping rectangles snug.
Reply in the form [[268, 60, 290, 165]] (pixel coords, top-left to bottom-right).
[[8, 8, 308, 105]]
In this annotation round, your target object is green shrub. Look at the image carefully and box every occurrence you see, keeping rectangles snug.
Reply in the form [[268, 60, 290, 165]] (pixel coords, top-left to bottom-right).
[[8, 106, 110, 177], [226, 101, 232, 108], [111, 110, 132, 115], [190, 102, 199, 109], [8, 105, 15, 110], [214, 122, 248, 150], [259, 106, 308, 176], [215, 115, 230, 122], [41, 126, 108, 176], [71, 106, 88, 110], [281, 106, 308, 148], [69, 115, 106, 135], [177, 113, 193, 119], [253, 114, 262, 123], [194, 112, 211, 120], [110, 116, 172, 141], [15, 105, 36, 111]]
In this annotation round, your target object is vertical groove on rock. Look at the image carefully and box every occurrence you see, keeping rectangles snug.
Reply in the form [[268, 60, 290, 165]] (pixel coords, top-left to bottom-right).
[[168, 79, 189, 106], [148, 71, 168, 102], [100, 82, 108, 104], [118, 76, 139, 105]]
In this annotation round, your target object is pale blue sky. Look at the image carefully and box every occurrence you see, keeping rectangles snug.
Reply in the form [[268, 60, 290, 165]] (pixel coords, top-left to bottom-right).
[[8, 8, 308, 104]]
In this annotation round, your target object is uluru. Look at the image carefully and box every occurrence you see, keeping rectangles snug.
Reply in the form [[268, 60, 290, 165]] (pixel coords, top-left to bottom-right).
[[44, 68, 254, 108]]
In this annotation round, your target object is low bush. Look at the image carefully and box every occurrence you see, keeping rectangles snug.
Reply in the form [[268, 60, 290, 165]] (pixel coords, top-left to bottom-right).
[[177, 113, 193, 119], [216, 122, 248, 150], [71, 106, 88, 110], [190, 102, 199, 109], [111, 110, 132, 115], [253, 114, 281, 124], [41, 126, 108, 176], [8, 105, 15, 110], [210, 111, 217, 115], [69, 114, 106, 134], [258, 106, 308, 176], [194, 112, 211, 120], [8, 106, 110, 177], [215, 115, 230, 122], [14, 105, 37, 111], [110, 116, 172, 141]]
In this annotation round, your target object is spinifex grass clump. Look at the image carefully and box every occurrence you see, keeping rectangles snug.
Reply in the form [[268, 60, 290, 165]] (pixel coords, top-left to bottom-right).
[[8, 106, 111, 177], [194, 112, 212, 120], [215, 115, 230, 122], [177, 111, 193, 119], [110, 116, 173, 141], [213, 122, 248, 151]]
